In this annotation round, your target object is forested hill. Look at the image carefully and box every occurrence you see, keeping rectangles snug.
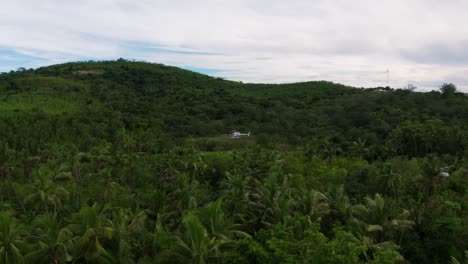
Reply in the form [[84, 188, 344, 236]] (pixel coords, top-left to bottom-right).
[[0, 59, 467, 158], [0, 60, 467, 263]]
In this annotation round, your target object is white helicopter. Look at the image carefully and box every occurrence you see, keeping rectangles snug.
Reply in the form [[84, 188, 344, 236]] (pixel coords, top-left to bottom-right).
[[230, 131, 251, 138]]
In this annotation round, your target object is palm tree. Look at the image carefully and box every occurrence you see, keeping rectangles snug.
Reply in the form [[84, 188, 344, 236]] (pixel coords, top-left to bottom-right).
[[327, 185, 352, 221], [345, 194, 413, 262], [195, 199, 250, 241], [420, 155, 443, 195], [24, 167, 70, 215], [69, 152, 90, 210], [114, 153, 137, 190], [0, 213, 27, 264], [67, 203, 114, 263], [111, 209, 132, 263], [350, 194, 414, 244], [174, 214, 224, 264], [220, 170, 254, 222], [160, 149, 181, 187], [297, 189, 329, 222], [22, 156, 40, 184], [158, 173, 206, 231], [319, 139, 342, 161], [350, 138, 368, 159], [1, 162, 26, 213], [110, 208, 148, 264], [449, 251, 467, 264], [99, 168, 121, 204], [378, 164, 402, 199], [249, 173, 295, 228], [25, 216, 73, 264], [151, 216, 175, 262], [181, 146, 207, 182]]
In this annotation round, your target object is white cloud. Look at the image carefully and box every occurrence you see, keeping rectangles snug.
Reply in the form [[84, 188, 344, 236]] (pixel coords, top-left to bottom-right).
[[1, 0, 468, 91]]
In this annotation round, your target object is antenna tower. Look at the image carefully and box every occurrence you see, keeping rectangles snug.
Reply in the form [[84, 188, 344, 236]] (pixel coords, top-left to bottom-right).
[[386, 69, 389, 85]]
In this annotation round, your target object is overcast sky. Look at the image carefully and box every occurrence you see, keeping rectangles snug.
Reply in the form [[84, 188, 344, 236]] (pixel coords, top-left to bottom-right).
[[1, 0, 468, 91]]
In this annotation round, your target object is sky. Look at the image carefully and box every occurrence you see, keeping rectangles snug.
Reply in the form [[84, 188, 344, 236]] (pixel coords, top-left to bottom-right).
[[1, 0, 468, 91]]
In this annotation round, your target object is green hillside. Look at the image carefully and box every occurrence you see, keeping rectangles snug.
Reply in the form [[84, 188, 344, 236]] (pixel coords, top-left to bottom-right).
[[0, 60, 466, 263]]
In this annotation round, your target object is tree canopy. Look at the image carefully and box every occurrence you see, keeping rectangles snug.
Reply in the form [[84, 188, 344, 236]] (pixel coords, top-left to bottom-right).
[[0, 59, 466, 263]]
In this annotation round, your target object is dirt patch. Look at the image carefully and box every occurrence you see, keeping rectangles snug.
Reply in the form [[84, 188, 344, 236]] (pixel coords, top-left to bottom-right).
[[73, 69, 104, 75]]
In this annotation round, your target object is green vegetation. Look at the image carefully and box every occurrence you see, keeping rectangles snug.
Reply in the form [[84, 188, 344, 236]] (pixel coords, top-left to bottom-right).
[[0, 59, 466, 263]]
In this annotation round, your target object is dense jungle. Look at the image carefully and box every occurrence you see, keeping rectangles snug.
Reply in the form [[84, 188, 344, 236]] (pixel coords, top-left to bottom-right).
[[0, 60, 466, 263]]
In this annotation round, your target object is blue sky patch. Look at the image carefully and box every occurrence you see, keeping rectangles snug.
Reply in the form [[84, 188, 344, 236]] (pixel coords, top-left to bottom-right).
[[182, 66, 225, 76], [0, 48, 47, 72]]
